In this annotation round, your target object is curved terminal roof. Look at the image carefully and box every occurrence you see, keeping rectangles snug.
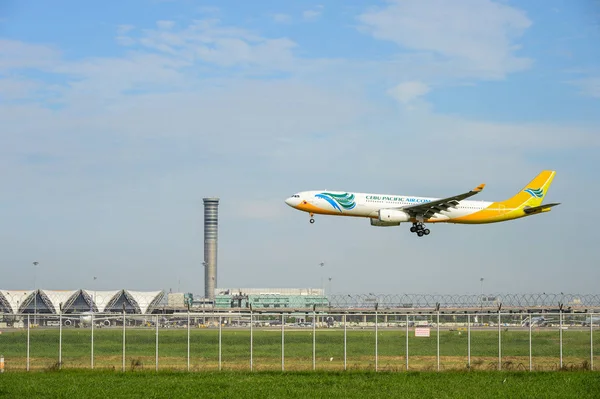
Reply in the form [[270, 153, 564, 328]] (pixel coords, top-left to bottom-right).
[[127, 290, 164, 314], [40, 290, 78, 313], [0, 289, 165, 314], [83, 290, 120, 312], [0, 290, 33, 313]]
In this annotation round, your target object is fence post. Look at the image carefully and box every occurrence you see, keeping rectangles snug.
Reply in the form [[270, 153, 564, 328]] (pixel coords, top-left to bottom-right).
[[122, 306, 126, 372], [250, 307, 253, 371], [218, 315, 222, 371], [27, 314, 30, 371], [405, 313, 409, 371], [497, 305, 502, 371], [467, 313, 471, 370], [343, 313, 347, 371], [91, 313, 94, 370], [529, 314, 532, 371], [187, 311, 191, 372], [155, 315, 159, 372], [375, 305, 379, 372], [436, 308, 440, 372], [591, 311, 594, 371], [281, 313, 285, 371], [59, 303, 63, 370], [312, 306, 316, 371], [559, 306, 563, 369]]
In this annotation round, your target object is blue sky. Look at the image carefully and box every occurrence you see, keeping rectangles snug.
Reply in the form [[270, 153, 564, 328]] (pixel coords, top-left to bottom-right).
[[1, 0, 599, 296]]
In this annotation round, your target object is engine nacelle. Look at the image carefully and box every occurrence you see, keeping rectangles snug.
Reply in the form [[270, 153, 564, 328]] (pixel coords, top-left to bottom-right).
[[370, 218, 400, 227], [64, 319, 72, 326], [378, 209, 411, 223]]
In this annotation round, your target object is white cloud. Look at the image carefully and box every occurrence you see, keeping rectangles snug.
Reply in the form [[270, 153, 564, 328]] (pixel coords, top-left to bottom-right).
[[570, 77, 600, 99], [117, 24, 134, 35], [0, 39, 61, 71], [358, 0, 532, 79], [387, 81, 430, 104], [116, 36, 136, 46], [52, 53, 190, 102], [0, 78, 40, 100], [303, 5, 324, 21], [117, 19, 298, 71], [272, 13, 291, 24], [196, 6, 220, 15], [156, 20, 175, 30]]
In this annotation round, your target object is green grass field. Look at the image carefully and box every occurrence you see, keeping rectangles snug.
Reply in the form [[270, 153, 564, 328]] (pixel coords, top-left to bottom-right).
[[1, 370, 600, 398], [1, 327, 599, 372]]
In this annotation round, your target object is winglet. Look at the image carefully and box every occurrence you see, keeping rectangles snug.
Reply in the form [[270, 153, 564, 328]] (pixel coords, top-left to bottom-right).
[[473, 183, 485, 193]]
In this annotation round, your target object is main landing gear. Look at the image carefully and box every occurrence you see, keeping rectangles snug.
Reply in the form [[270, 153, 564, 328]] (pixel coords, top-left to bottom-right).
[[410, 222, 430, 237]]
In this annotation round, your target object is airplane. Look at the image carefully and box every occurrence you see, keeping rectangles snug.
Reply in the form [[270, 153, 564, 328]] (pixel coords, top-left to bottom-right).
[[521, 316, 555, 327], [582, 316, 600, 327], [285, 170, 559, 237], [61, 312, 113, 327]]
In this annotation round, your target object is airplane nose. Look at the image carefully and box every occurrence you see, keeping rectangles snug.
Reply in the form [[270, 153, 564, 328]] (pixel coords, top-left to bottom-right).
[[285, 196, 301, 207]]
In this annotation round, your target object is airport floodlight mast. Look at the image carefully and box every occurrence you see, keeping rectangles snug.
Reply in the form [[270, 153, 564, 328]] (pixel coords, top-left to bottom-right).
[[33, 261, 39, 324], [480, 277, 484, 308], [319, 262, 325, 294], [93, 276, 97, 312]]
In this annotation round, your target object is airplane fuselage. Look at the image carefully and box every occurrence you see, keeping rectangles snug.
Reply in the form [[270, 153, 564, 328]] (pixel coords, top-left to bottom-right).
[[284, 171, 559, 236], [286, 191, 509, 224]]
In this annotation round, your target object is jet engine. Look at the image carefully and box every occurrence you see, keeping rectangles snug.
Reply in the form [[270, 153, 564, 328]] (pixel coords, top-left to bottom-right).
[[370, 219, 400, 227], [378, 209, 411, 223], [64, 319, 72, 326]]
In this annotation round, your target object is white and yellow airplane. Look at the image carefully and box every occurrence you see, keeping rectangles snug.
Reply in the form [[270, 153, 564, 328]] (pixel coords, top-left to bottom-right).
[[285, 170, 559, 237]]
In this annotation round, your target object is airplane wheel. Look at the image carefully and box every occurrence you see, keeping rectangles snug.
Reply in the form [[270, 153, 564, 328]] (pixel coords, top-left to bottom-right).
[[417, 231, 424, 237], [309, 218, 315, 224], [424, 229, 430, 235], [410, 226, 416, 233]]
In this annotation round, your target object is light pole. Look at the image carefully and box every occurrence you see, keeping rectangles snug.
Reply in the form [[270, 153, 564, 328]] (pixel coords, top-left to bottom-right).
[[33, 261, 39, 325], [480, 277, 484, 309], [328, 277, 332, 297], [319, 262, 325, 294], [93, 276, 97, 312]]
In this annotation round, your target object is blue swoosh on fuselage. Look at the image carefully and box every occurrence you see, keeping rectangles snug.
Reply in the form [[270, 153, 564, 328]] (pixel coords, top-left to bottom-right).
[[315, 194, 342, 212]]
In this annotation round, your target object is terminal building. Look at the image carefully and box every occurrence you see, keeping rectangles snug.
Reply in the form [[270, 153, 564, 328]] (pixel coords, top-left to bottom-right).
[[0, 289, 164, 315], [213, 288, 329, 309]]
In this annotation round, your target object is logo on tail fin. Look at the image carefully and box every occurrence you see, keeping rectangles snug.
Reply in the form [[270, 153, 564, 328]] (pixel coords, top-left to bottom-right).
[[524, 188, 544, 198]]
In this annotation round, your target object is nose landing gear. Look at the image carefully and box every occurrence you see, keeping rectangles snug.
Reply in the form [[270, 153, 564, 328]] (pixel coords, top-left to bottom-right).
[[309, 213, 315, 224], [410, 222, 430, 237]]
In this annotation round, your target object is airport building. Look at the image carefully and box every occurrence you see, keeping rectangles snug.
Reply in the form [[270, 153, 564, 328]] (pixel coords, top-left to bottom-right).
[[213, 288, 329, 309], [0, 289, 164, 315]]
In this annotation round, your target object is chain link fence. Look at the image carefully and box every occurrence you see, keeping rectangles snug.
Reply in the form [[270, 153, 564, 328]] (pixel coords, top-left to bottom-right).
[[327, 293, 600, 309], [1, 310, 598, 372]]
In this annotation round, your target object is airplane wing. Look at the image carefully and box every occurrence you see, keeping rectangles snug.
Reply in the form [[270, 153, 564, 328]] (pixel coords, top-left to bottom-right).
[[400, 183, 486, 220]]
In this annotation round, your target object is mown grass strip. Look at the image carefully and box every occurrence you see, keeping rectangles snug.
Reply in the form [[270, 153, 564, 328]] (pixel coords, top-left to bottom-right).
[[1, 370, 600, 398]]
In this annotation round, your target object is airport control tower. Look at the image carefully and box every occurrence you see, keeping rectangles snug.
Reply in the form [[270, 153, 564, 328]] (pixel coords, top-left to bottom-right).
[[203, 197, 219, 300]]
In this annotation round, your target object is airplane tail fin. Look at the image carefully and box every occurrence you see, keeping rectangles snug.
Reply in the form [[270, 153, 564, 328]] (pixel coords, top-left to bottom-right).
[[499, 170, 557, 210]]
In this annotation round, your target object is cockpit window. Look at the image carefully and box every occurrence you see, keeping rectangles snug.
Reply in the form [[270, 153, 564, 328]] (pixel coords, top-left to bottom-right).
[[291, 194, 300, 198]]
